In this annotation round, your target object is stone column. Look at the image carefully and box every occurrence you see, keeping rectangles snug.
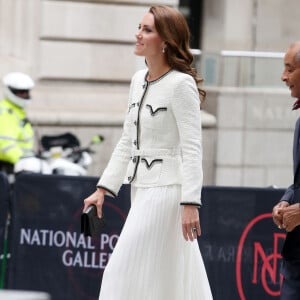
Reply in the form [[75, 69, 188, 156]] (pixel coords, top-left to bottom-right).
[[202, 0, 254, 51], [0, 0, 41, 77]]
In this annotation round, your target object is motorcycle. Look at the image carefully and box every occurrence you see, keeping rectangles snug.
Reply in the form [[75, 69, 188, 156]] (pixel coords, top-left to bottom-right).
[[14, 132, 104, 176]]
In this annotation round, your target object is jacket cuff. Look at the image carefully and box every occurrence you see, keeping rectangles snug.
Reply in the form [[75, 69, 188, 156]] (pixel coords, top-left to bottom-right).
[[180, 202, 201, 208], [280, 199, 292, 205], [96, 185, 117, 198]]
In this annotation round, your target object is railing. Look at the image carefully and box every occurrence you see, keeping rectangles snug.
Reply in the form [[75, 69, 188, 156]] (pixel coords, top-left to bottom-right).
[[191, 50, 286, 88]]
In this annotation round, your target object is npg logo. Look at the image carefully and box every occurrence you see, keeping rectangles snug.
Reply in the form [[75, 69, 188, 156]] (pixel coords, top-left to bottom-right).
[[236, 213, 286, 299]]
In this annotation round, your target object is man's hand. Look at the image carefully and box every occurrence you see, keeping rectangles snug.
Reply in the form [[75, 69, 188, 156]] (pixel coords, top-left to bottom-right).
[[282, 203, 300, 232], [272, 201, 289, 229]]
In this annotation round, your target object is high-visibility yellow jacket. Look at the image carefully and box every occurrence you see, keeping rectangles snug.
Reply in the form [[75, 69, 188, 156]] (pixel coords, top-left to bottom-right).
[[0, 98, 34, 164]]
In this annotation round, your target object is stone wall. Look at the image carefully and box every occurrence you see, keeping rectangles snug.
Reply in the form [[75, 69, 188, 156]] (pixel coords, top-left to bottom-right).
[[202, 0, 300, 52], [1, 0, 299, 188], [202, 87, 295, 188]]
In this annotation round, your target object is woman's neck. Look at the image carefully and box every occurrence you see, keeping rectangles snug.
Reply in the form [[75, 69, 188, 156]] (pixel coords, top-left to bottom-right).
[[146, 59, 171, 81]]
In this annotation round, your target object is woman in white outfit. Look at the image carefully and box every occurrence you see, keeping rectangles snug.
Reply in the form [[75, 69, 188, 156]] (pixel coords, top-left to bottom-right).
[[83, 5, 213, 300]]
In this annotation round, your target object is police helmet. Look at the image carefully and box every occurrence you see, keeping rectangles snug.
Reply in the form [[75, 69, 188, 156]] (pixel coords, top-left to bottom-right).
[[2, 72, 34, 108]]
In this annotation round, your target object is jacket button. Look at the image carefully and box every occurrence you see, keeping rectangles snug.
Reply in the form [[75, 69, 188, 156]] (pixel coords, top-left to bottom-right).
[[134, 121, 137, 126], [133, 157, 137, 163], [133, 140, 137, 146], [128, 176, 132, 181]]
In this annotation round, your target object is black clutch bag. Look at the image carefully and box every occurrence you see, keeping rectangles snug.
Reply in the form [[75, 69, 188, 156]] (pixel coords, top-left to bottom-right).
[[81, 205, 106, 237]]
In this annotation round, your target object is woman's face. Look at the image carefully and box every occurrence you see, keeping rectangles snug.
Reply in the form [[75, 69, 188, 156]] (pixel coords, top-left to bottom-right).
[[134, 12, 165, 58]]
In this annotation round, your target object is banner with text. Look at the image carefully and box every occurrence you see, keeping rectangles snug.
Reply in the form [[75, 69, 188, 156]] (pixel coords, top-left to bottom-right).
[[6, 174, 287, 300], [199, 186, 286, 300], [7, 173, 130, 300]]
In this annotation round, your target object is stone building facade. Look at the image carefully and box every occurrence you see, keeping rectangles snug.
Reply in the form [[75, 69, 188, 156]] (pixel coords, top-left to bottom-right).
[[0, 0, 299, 188]]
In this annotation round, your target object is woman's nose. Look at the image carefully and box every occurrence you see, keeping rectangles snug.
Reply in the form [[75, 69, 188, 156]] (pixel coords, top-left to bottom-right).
[[135, 31, 142, 39]]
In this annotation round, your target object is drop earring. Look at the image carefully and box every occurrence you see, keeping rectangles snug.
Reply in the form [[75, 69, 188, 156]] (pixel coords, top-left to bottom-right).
[[162, 48, 165, 53]]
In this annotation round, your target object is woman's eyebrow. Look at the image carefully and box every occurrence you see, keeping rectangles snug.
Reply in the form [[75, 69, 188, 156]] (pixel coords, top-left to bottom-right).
[[141, 24, 153, 29]]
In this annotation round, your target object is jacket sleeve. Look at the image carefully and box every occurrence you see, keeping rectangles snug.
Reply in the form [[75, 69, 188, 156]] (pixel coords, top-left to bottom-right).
[[0, 111, 23, 164], [96, 79, 135, 197], [171, 75, 203, 206], [280, 184, 295, 204], [280, 117, 300, 204]]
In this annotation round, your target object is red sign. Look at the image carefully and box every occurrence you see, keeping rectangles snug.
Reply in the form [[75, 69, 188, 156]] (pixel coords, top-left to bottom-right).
[[236, 213, 286, 299]]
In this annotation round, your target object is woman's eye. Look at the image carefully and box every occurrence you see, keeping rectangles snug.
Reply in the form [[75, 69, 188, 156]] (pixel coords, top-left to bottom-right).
[[137, 25, 152, 33]]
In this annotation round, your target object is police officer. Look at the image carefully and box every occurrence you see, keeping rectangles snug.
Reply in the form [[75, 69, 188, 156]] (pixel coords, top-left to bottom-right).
[[0, 72, 35, 174]]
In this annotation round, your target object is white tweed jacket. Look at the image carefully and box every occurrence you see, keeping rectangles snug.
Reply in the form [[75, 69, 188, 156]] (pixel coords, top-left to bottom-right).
[[97, 69, 203, 206]]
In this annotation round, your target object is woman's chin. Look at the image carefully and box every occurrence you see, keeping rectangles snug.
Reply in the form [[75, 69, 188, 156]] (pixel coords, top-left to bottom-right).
[[134, 51, 144, 57]]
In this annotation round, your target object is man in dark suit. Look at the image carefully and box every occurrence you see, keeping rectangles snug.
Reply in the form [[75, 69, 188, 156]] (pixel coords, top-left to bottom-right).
[[273, 41, 300, 300]]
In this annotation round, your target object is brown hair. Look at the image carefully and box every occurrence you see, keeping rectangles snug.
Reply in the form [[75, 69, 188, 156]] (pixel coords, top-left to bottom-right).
[[149, 5, 206, 102]]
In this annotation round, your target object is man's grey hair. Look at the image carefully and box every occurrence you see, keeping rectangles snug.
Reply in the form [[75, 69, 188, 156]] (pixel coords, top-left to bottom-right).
[[296, 49, 300, 63], [291, 41, 300, 62]]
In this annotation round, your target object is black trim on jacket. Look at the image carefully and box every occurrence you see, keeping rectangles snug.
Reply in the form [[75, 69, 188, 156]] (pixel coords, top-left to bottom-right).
[[96, 185, 117, 198]]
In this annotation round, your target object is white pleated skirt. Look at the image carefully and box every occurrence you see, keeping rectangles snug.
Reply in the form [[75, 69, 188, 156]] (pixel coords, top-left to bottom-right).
[[99, 185, 213, 300]]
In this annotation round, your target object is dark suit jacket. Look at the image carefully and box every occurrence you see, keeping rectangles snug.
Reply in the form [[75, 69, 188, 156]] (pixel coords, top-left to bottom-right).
[[281, 117, 300, 260]]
